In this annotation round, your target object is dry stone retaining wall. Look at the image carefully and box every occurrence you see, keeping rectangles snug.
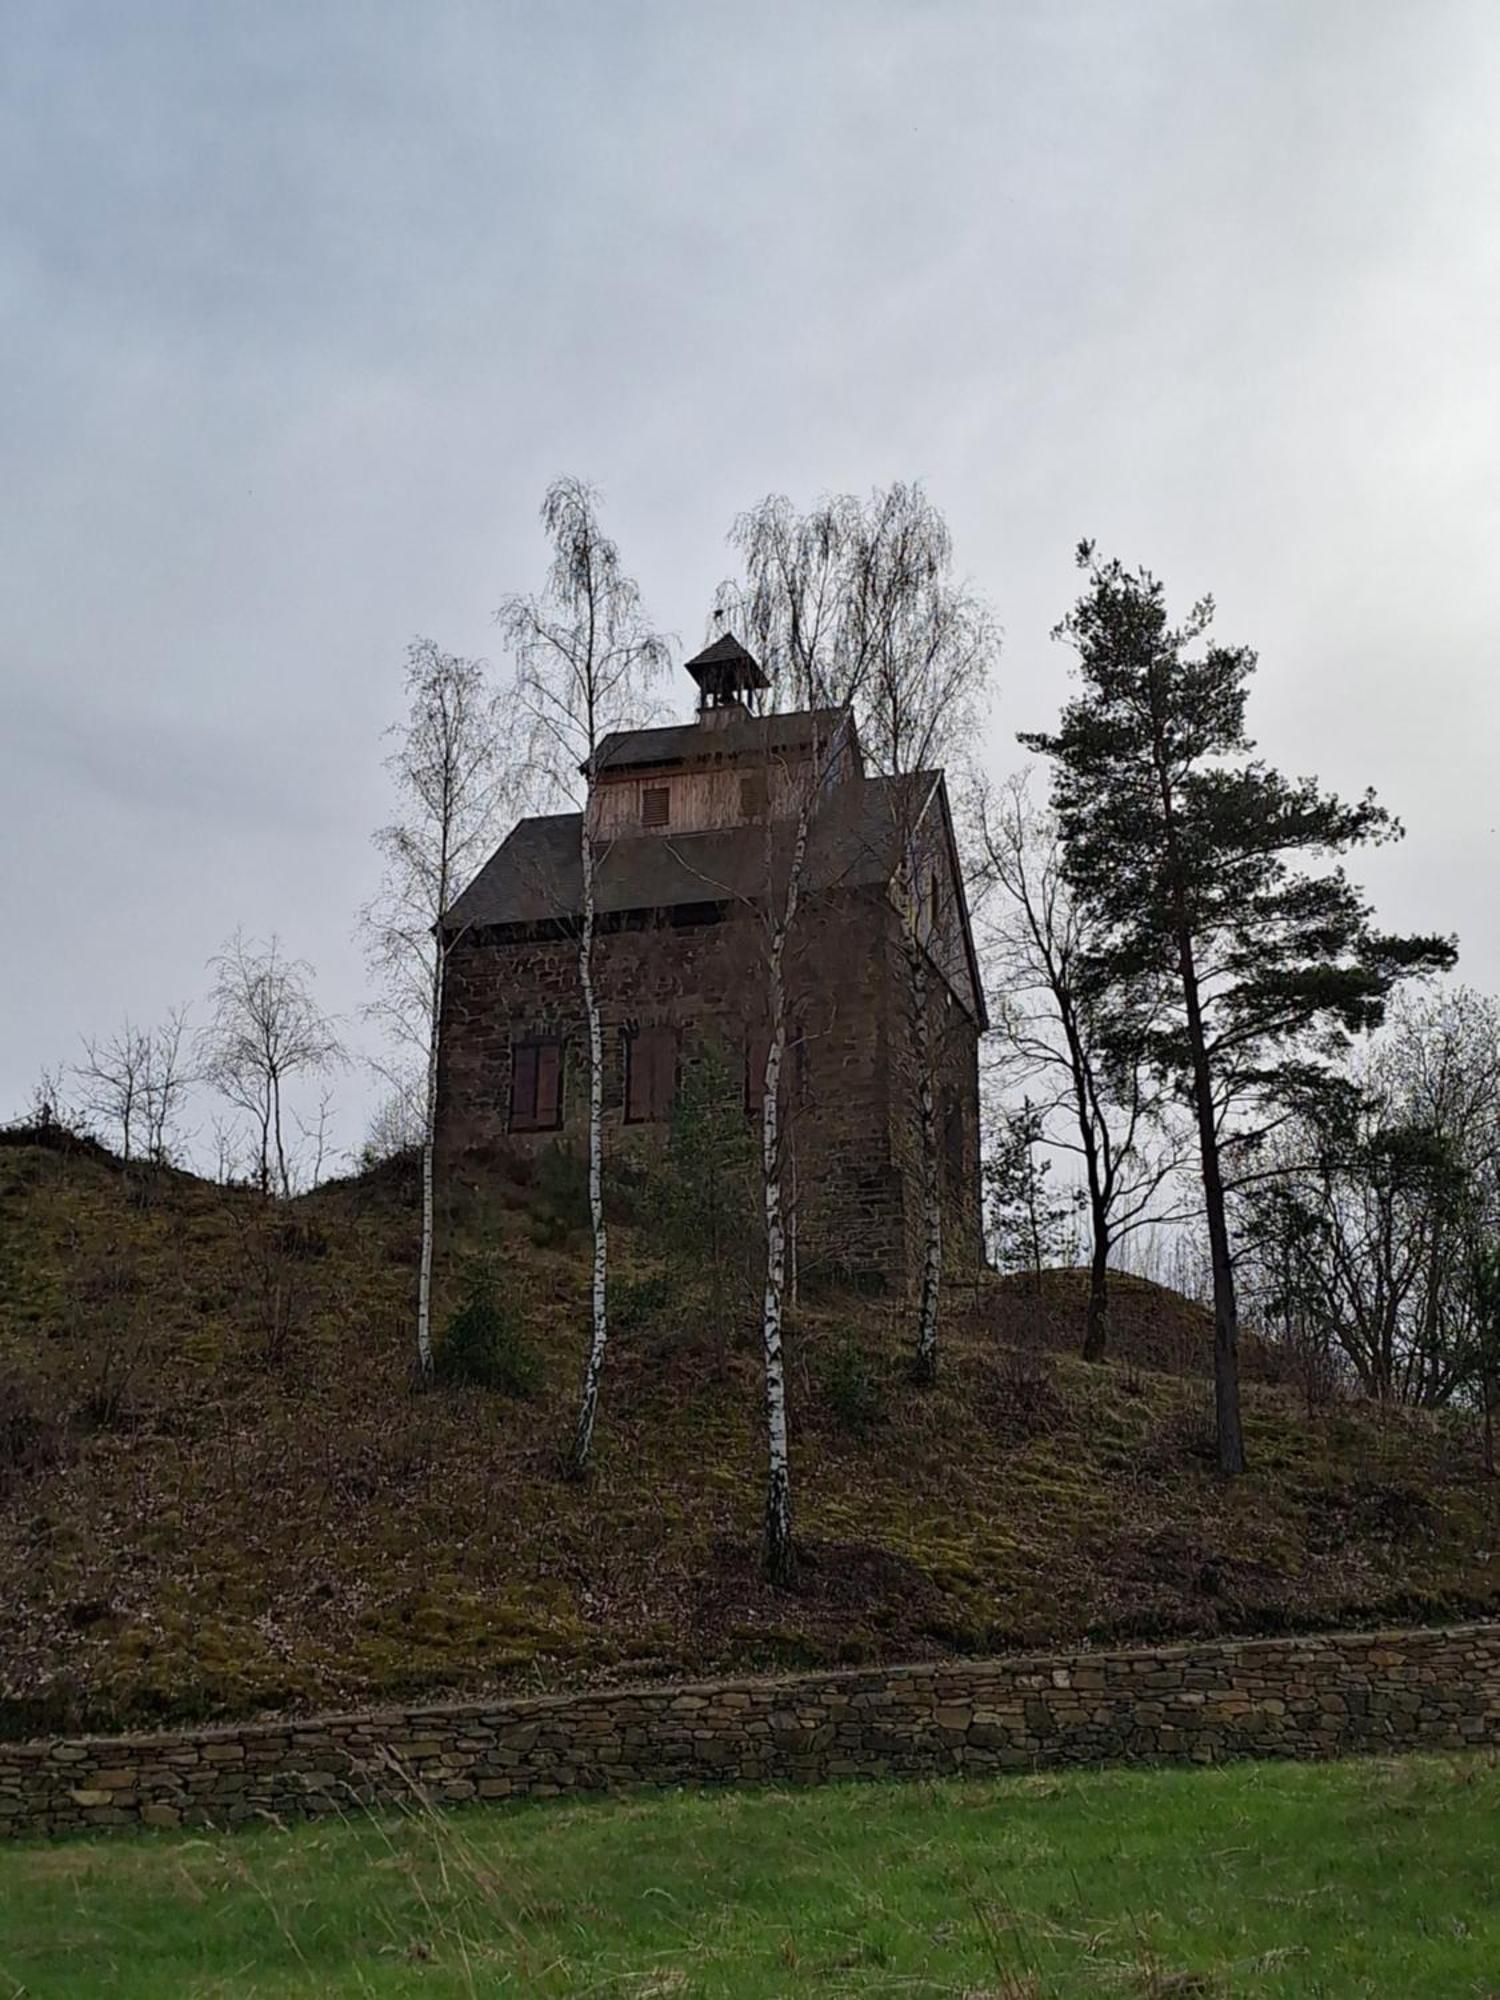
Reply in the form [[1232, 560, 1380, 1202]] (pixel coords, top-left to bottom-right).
[[5, 1623, 1500, 1839]]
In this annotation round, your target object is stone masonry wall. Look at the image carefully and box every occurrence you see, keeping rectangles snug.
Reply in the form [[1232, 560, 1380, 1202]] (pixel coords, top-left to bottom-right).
[[5, 1625, 1500, 1839], [437, 892, 913, 1283], [880, 903, 984, 1278]]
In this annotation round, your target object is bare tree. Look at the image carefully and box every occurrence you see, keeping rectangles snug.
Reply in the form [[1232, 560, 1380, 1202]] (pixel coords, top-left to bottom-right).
[[1238, 987, 1500, 1405], [25, 1064, 71, 1131], [977, 773, 1185, 1359], [73, 1022, 151, 1160], [360, 1082, 425, 1170], [716, 484, 978, 1581], [200, 931, 343, 1197], [498, 476, 669, 1476], [141, 1006, 194, 1164], [292, 1087, 337, 1190], [73, 1009, 195, 1164], [361, 639, 509, 1375]]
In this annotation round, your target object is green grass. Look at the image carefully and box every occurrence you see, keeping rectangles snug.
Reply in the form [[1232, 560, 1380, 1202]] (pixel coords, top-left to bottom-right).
[[5, 1754, 1500, 1996]]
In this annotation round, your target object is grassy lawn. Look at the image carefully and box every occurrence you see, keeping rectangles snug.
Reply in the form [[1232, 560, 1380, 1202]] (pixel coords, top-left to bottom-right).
[[3, 1755, 1500, 1997]]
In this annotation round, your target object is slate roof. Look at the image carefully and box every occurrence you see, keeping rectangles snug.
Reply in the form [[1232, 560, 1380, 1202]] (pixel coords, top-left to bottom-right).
[[683, 630, 769, 693], [444, 767, 989, 1028], [592, 707, 845, 774], [685, 632, 763, 671], [444, 772, 932, 932]]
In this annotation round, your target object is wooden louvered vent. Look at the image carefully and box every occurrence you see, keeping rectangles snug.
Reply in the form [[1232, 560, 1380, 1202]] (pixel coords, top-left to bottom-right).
[[641, 785, 670, 828]]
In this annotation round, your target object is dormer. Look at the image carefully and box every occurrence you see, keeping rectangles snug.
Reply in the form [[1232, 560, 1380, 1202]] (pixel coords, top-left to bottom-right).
[[586, 634, 862, 841]]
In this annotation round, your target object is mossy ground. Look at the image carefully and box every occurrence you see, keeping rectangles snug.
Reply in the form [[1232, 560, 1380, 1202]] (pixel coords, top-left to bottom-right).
[[6, 1754, 1500, 1996], [4, 1131, 1500, 1738]]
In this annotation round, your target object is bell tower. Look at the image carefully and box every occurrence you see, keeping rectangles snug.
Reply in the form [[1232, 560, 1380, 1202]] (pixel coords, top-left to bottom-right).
[[683, 631, 768, 715]]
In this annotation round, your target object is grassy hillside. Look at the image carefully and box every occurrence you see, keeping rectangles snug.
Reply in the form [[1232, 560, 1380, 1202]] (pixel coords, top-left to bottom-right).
[[4, 1128, 1500, 1740]]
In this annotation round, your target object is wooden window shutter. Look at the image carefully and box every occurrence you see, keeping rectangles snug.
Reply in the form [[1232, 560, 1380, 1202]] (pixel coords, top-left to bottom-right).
[[626, 1026, 676, 1123], [626, 1030, 651, 1123], [653, 1030, 677, 1119], [535, 1042, 562, 1129], [510, 1042, 538, 1131], [510, 1039, 562, 1132], [641, 785, 670, 828]]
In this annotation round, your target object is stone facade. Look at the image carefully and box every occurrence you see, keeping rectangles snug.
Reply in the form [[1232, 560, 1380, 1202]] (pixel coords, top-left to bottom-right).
[[437, 892, 982, 1284], [434, 647, 988, 1290], [5, 1624, 1500, 1840]]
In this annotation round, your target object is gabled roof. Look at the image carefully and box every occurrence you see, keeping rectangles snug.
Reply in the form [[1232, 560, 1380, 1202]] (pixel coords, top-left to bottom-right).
[[443, 769, 988, 1027], [592, 707, 845, 775], [445, 772, 912, 929]]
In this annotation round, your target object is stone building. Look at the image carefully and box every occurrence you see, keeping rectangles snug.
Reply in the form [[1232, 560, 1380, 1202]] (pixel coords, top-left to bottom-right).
[[435, 634, 986, 1286]]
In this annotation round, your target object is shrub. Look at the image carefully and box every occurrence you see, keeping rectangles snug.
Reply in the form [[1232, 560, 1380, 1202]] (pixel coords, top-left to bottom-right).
[[529, 1142, 590, 1246], [643, 1039, 761, 1337], [818, 1336, 888, 1436], [435, 1286, 541, 1397], [0, 1373, 70, 1496], [268, 1216, 331, 1262], [994, 1341, 1066, 1440], [612, 1270, 674, 1336]]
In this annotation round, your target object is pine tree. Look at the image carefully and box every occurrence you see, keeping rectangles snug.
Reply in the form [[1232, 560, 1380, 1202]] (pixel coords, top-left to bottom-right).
[[984, 1100, 1081, 1292], [1023, 546, 1455, 1473]]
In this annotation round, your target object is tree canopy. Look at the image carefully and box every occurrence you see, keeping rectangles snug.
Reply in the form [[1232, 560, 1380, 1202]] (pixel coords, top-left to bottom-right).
[[1023, 546, 1456, 1471]]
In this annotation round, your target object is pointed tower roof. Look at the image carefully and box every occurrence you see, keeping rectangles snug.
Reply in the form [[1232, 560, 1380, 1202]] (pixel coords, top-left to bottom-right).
[[684, 630, 769, 708]]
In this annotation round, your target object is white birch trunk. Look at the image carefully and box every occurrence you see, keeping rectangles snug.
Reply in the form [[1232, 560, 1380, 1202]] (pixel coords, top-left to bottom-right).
[[569, 818, 609, 1476], [415, 941, 444, 1377], [272, 1075, 288, 1198], [761, 952, 793, 1585], [760, 801, 812, 1586], [908, 923, 942, 1383]]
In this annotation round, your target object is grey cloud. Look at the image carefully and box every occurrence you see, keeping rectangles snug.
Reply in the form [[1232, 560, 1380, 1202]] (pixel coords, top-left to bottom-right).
[[3, 0, 1496, 1156]]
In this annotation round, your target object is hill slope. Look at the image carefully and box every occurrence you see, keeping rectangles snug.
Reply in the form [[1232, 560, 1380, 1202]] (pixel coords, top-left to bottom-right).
[[3, 1131, 1499, 1739]]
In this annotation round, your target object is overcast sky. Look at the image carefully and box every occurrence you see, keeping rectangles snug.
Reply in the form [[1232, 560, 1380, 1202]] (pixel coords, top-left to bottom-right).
[[4, 0, 1497, 1165]]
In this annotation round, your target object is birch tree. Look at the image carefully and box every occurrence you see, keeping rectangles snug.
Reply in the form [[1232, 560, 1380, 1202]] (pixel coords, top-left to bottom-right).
[[361, 639, 508, 1376], [716, 484, 980, 1580], [140, 1008, 195, 1164], [977, 773, 1185, 1359], [498, 476, 669, 1477], [200, 931, 344, 1197], [852, 490, 995, 1382]]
